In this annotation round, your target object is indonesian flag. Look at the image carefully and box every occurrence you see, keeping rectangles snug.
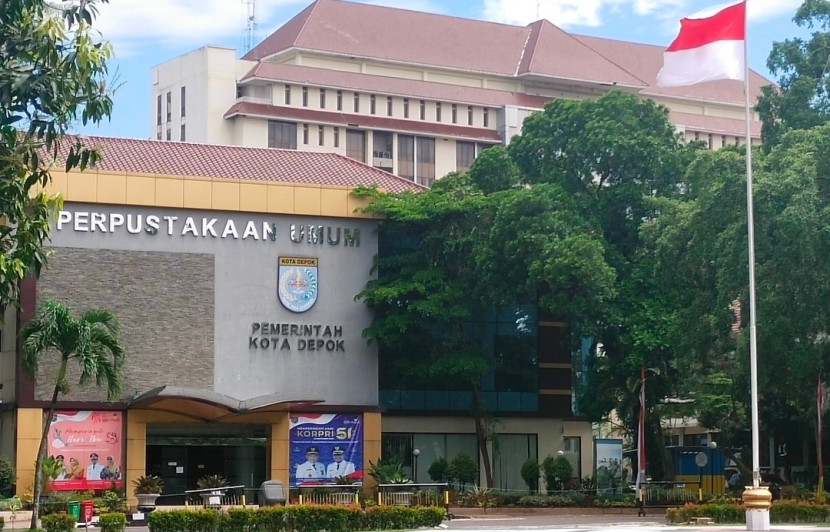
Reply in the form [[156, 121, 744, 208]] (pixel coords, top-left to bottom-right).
[[656, 1, 746, 87]]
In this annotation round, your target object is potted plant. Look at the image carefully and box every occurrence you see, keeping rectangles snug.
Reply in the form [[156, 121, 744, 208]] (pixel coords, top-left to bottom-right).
[[196, 475, 229, 507], [132, 475, 164, 509], [368, 460, 414, 505]]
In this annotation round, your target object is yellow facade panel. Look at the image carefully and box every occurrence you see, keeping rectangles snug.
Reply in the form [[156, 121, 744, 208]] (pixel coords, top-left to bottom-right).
[[363, 412, 382, 490], [183, 179, 212, 209], [267, 185, 295, 214], [212, 181, 241, 211], [320, 188, 349, 218], [46, 172, 69, 198], [125, 176, 156, 206], [154, 178, 184, 208], [68, 172, 98, 203], [96, 173, 128, 204], [293, 187, 322, 216], [239, 183, 268, 213], [270, 414, 290, 488]]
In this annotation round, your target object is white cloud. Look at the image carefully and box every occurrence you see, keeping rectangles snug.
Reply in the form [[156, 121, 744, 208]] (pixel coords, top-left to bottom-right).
[[483, 0, 800, 28]]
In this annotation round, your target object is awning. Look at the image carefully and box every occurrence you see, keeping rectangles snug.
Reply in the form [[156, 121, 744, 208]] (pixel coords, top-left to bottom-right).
[[129, 386, 322, 422]]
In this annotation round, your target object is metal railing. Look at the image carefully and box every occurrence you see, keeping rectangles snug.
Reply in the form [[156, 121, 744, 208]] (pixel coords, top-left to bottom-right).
[[377, 483, 449, 508], [183, 485, 247, 508], [296, 484, 362, 506]]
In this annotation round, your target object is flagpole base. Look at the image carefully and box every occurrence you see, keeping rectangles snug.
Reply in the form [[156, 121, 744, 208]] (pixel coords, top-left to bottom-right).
[[743, 486, 772, 531]]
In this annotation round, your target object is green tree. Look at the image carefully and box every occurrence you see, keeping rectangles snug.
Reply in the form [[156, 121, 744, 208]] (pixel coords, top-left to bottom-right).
[[757, 0, 830, 146], [20, 300, 125, 529], [541, 454, 572, 492], [0, 0, 114, 306]]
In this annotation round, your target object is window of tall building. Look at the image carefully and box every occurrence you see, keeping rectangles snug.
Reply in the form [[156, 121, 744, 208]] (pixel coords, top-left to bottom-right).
[[268, 121, 297, 149], [416, 137, 435, 187], [318, 125, 325, 146], [166, 91, 171, 122], [721, 135, 727, 147], [467, 106, 473, 125], [336, 90, 342, 111], [398, 135, 414, 180], [354, 92, 360, 112], [284, 84, 291, 105], [166, 128, 171, 141], [435, 102, 441, 122], [419, 100, 425, 120], [370, 95, 376, 115], [373, 131, 393, 173], [346, 129, 366, 163], [456, 141, 476, 173], [319, 88, 326, 109], [451, 104, 457, 124], [156, 94, 161, 126], [708, 133, 713, 149], [156, 131, 161, 140], [180, 124, 186, 142], [303, 124, 309, 144], [694, 131, 700, 141], [403, 98, 409, 118], [334, 127, 340, 148], [302, 86, 308, 107], [387, 96, 393, 117], [483, 108, 489, 127], [180, 86, 186, 117]]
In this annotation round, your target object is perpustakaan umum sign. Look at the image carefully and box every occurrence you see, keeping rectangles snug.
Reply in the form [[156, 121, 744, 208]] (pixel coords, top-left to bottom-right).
[[56, 210, 360, 246], [249, 322, 345, 352]]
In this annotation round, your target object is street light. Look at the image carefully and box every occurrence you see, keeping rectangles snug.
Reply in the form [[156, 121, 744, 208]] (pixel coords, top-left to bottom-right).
[[708, 441, 718, 494], [413, 448, 420, 483]]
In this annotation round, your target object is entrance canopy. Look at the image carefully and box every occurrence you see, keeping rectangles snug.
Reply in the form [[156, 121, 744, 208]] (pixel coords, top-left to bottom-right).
[[129, 386, 323, 422]]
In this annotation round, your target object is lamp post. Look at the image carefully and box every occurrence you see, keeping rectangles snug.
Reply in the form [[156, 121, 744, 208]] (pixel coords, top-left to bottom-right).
[[708, 441, 718, 495], [413, 448, 420, 483]]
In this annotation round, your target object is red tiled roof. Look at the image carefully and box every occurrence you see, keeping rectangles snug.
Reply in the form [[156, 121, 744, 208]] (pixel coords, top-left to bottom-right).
[[224, 101, 504, 142], [670, 111, 761, 137], [59, 136, 424, 193], [574, 35, 767, 106], [245, 0, 645, 87], [244, 0, 770, 106], [241, 62, 552, 109]]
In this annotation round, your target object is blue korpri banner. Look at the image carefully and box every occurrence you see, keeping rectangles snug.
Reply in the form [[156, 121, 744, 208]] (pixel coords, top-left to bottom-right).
[[289, 414, 363, 486]]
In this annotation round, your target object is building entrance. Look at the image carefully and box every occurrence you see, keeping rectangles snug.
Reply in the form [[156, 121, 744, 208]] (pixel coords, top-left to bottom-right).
[[145, 424, 268, 504]]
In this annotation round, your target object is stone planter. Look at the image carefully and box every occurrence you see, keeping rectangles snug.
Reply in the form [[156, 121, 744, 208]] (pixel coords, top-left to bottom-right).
[[135, 493, 160, 509]]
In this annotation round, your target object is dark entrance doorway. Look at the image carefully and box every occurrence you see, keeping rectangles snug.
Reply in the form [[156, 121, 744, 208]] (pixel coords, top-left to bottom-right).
[[146, 424, 268, 505]]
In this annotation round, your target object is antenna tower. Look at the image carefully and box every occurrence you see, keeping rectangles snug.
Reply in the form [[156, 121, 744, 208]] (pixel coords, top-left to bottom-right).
[[243, 0, 257, 53]]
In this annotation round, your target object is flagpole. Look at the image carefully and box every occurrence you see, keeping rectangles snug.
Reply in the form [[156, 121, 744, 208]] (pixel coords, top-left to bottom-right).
[[741, 0, 761, 492]]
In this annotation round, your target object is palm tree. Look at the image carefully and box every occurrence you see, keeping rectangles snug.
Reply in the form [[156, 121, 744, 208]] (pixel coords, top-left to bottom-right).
[[20, 300, 125, 529]]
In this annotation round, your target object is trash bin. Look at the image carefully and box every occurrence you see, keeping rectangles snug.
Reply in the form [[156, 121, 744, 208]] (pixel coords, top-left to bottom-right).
[[67, 501, 81, 522], [258, 480, 286, 506], [81, 500, 94, 523]]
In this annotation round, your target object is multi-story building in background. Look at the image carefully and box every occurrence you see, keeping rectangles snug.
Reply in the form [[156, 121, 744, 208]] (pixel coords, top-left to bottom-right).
[[151, 0, 766, 187]]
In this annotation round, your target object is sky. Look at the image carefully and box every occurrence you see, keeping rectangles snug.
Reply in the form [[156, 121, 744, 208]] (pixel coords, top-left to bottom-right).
[[80, 0, 809, 139]]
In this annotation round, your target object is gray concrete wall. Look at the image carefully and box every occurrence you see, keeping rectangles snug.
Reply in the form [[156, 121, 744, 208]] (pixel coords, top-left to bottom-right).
[[36, 203, 379, 407]]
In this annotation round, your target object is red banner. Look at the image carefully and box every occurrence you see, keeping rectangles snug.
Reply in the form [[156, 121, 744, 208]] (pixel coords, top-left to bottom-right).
[[46, 411, 123, 491]]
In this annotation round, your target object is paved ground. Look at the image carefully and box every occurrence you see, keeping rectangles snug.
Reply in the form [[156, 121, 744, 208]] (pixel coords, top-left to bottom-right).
[[444, 514, 830, 531]]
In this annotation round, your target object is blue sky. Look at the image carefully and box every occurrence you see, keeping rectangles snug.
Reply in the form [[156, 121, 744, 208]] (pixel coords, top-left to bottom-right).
[[80, 0, 808, 139]]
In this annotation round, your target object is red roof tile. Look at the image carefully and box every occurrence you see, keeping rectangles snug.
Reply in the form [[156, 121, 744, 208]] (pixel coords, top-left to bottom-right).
[[242, 62, 552, 109], [59, 136, 425, 193], [244, 0, 770, 106], [670, 111, 761, 137], [224, 101, 503, 142]]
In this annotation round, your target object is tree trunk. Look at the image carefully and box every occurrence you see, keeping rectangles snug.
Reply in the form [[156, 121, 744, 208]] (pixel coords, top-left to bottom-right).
[[30, 356, 68, 530], [472, 389, 494, 488], [818, 421, 825, 503]]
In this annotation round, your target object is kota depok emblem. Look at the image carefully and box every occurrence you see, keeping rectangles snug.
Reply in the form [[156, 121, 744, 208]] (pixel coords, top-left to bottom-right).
[[278, 257, 319, 313]]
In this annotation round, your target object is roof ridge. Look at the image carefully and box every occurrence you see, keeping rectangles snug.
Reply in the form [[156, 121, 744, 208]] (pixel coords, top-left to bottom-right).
[[571, 32, 650, 86], [524, 19, 647, 86], [515, 21, 540, 76]]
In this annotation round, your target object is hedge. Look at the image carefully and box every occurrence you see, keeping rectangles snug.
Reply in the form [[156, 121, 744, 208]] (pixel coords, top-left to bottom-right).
[[667, 501, 830, 524], [41, 514, 77, 532], [99, 513, 127, 532], [148, 506, 446, 532]]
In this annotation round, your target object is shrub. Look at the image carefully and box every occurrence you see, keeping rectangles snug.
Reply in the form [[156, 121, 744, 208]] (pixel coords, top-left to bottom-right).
[[98, 491, 126, 514], [98, 513, 127, 532], [0, 458, 15, 498], [427, 458, 449, 482], [363, 506, 444, 530], [520, 458, 540, 493], [447, 455, 478, 487], [541, 455, 572, 492], [41, 514, 77, 532]]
